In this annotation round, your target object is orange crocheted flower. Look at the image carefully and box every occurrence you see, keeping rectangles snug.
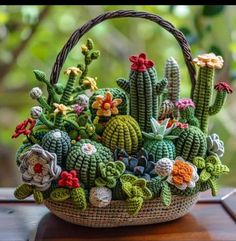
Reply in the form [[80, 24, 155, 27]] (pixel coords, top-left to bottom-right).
[[92, 92, 122, 117], [193, 53, 223, 69]]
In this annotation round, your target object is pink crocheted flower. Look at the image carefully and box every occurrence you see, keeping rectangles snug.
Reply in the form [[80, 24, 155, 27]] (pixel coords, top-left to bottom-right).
[[129, 53, 154, 72], [175, 98, 195, 110], [214, 82, 233, 94], [74, 104, 84, 115], [58, 170, 80, 188]]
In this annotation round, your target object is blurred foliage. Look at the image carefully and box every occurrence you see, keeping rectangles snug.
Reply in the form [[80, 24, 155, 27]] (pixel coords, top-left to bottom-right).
[[0, 5, 236, 187]]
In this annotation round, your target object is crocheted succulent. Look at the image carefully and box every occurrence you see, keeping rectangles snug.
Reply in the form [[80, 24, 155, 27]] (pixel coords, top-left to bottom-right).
[[95, 161, 126, 188], [207, 133, 224, 157], [89, 187, 112, 208], [41, 129, 71, 168], [120, 174, 152, 215], [193, 155, 229, 196], [143, 118, 178, 161], [102, 115, 142, 154], [114, 148, 156, 180], [66, 139, 113, 188]]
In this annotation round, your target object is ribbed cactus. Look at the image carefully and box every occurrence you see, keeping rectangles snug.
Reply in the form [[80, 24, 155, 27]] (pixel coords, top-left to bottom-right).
[[42, 129, 71, 168], [15, 143, 32, 166], [102, 115, 142, 154], [66, 139, 113, 188], [117, 53, 167, 132], [143, 118, 177, 162], [176, 126, 207, 161], [29, 123, 50, 144], [192, 53, 233, 134]]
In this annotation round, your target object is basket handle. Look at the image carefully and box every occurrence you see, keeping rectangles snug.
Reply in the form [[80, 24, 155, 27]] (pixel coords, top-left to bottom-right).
[[50, 10, 196, 89]]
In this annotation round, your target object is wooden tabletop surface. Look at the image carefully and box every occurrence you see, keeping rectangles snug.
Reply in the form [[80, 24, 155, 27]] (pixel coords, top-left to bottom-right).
[[0, 187, 236, 241]]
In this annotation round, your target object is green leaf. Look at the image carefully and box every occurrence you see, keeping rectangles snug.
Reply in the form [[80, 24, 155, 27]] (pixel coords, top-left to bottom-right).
[[106, 177, 116, 188], [115, 161, 126, 175], [142, 187, 153, 200], [95, 177, 107, 187], [133, 179, 146, 188], [50, 188, 71, 202], [150, 117, 159, 134], [120, 174, 137, 184], [71, 188, 87, 211], [122, 182, 133, 198], [203, 5, 225, 17], [193, 157, 205, 169], [209, 178, 219, 196], [212, 164, 229, 176], [200, 169, 211, 182], [161, 182, 172, 206], [206, 155, 220, 165], [127, 197, 144, 215], [14, 184, 33, 200], [33, 190, 44, 204]]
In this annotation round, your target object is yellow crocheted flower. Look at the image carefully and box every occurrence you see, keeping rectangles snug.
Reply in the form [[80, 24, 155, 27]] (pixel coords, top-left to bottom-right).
[[193, 53, 224, 69], [92, 92, 122, 117], [83, 77, 98, 91], [81, 44, 89, 53], [64, 67, 82, 76], [53, 103, 71, 115]]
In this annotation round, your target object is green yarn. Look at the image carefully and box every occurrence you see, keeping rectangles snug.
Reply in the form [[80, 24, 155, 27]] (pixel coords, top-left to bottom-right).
[[160, 181, 171, 206], [95, 161, 126, 188], [209, 91, 227, 116], [71, 187, 87, 211], [127, 197, 143, 216], [33, 189, 44, 204], [42, 129, 71, 168], [102, 115, 142, 154], [175, 126, 207, 162], [14, 184, 33, 200], [117, 66, 167, 132], [178, 106, 200, 127], [50, 188, 71, 201], [29, 123, 50, 145], [15, 143, 32, 166], [66, 139, 113, 188], [147, 176, 162, 198]]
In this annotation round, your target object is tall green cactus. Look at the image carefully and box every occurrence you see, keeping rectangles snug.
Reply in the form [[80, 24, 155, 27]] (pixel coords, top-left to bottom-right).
[[117, 53, 167, 132], [192, 53, 233, 134], [102, 115, 142, 154]]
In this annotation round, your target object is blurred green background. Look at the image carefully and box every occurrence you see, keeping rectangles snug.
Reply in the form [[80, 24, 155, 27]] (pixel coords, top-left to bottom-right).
[[0, 5, 235, 187]]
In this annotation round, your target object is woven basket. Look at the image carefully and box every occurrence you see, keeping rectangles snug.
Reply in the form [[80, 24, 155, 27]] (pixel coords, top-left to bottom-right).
[[44, 10, 200, 227]]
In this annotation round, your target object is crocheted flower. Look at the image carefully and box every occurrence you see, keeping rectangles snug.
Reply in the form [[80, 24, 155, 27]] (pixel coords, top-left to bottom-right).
[[154, 158, 173, 177], [19, 144, 61, 191], [30, 87, 42, 99], [175, 98, 195, 110], [193, 53, 224, 69], [31, 106, 43, 119], [95, 161, 126, 188], [207, 133, 224, 157], [89, 187, 112, 208], [83, 76, 98, 91], [74, 104, 84, 115], [214, 82, 233, 94], [12, 118, 36, 138], [92, 91, 122, 117], [64, 67, 82, 76], [81, 44, 88, 53], [166, 157, 199, 190], [81, 143, 97, 155], [58, 170, 80, 188], [53, 103, 71, 115], [76, 94, 89, 108], [129, 53, 154, 72]]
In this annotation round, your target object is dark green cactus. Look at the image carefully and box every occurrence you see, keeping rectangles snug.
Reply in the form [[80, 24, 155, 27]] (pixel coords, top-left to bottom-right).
[[117, 53, 167, 132], [15, 142, 32, 166], [175, 126, 207, 162], [102, 115, 142, 154], [29, 123, 50, 145], [42, 129, 71, 168], [66, 139, 113, 188], [143, 118, 177, 161]]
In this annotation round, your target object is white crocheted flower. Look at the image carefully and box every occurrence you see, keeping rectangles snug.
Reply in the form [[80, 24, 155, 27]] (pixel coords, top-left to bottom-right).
[[207, 133, 224, 157], [81, 143, 97, 155], [89, 187, 112, 208], [31, 106, 43, 119], [154, 158, 173, 177], [77, 94, 89, 108], [19, 144, 61, 191], [30, 87, 42, 99]]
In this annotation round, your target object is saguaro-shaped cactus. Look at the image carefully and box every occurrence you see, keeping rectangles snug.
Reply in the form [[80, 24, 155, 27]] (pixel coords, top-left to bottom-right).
[[192, 53, 233, 134], [117, 53, 167, 132]]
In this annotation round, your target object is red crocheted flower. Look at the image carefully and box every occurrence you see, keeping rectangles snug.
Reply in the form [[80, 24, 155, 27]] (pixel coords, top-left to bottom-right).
[[58, 170, 80, 188], [129, 53, 154, 72], [12, 118, 36, 138], [214, 82, 233, 94]]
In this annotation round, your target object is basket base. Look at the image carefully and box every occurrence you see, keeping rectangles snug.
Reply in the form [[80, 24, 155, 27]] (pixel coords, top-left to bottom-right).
[[44, 193, 199, 228]]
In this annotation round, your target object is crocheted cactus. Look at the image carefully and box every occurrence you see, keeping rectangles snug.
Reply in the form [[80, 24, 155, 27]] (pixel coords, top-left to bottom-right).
[[42, 129, 71, 168], [175, 126, 207, 162], [192, 53, 233, 133], [117, 53, 167, 132], [29, 123, 50, 144], [66, 139, 113, 188], [102, 115, 142, 154], [89, 88, 128, 121], [33, 190, 44, 204], [15, 143, 32, 166], [71, 187, 87, 211], [143, 118, 177, 161]]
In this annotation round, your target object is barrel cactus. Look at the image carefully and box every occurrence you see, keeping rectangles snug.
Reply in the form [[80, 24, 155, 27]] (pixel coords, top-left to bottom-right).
[[66, 139, 113, 188], [102, 115, 142, 154], [176, 126, 207, 162], [42, 129, 71, 168], [143, 118, 177, 162]]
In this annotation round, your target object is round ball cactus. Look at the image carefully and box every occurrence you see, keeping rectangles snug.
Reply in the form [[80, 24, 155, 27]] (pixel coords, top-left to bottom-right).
[[66, 139, 113, 188], [89, 187, 112, 207], [42, 129, 71, 168], [102, 115, 142, 154]]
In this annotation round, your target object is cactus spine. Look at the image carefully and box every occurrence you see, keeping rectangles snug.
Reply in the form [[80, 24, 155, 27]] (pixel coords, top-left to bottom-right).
[[117, 53, 167, 132], [102, 115, 142, 154]]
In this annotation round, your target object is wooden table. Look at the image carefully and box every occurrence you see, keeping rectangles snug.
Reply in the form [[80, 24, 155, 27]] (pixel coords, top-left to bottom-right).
[[0, 188, 236, 241]]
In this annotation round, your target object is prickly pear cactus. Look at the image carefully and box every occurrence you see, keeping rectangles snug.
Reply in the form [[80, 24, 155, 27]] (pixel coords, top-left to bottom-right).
[[42, 129, 71, 168], [66, 139, 113, 188], [102, 115, 142, 154]]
